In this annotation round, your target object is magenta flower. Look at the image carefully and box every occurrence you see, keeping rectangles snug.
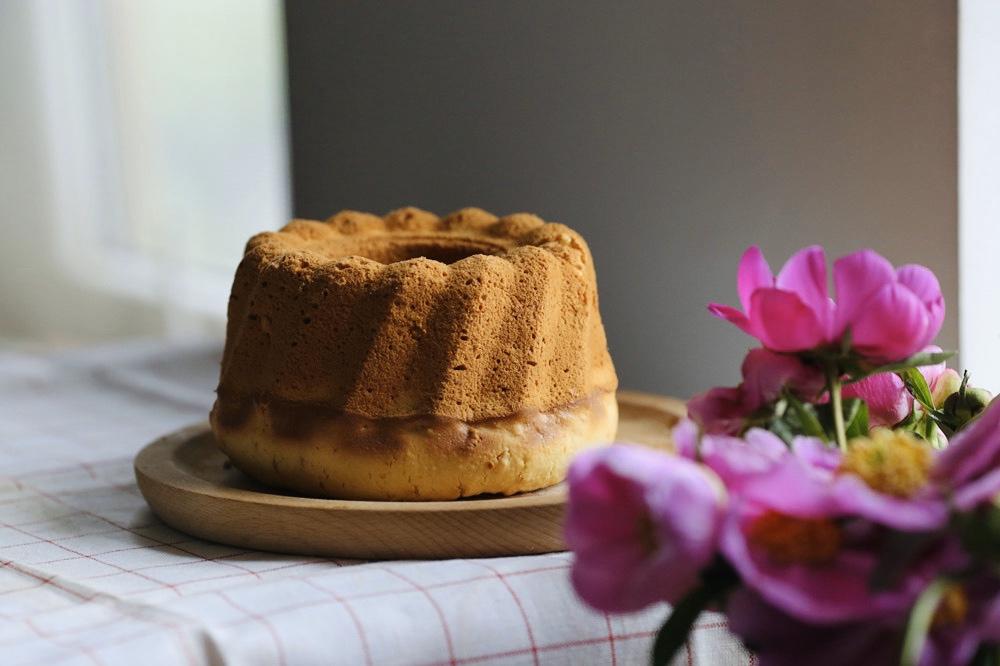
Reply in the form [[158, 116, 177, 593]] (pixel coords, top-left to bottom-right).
[[933, 398, 1000, 511], [709, 246, 944, 362], [685, 386, 747, 436], [688, 348, 825, 435], [726, 588, 900, 666], [565, 445, 726, 612], [730, 579, 1000, 666]]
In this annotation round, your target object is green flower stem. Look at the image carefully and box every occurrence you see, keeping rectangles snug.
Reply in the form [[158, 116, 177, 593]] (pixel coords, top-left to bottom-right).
[[826, 362, 848, 452]]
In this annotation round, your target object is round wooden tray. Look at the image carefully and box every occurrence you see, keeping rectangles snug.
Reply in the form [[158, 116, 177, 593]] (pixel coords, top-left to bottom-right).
[[134, 390, 684, 559]]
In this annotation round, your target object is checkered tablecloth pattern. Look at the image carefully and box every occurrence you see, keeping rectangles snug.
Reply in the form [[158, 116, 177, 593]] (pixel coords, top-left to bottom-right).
[[0, 339, 753, 665]]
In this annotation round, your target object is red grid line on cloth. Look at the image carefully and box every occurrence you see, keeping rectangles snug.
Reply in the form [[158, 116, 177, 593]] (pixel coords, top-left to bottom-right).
[[0, 558, 333, 632], [30, 537, 207, 563], [0, 558, 333, 650], [382, 567, 458, 666], [297, 577, 374, 666], [427, 629, 658, 665], [604, 613, 618, 666], [16, 481, 267, 582], [51, 550, 255, 575], [218, 591, 288, 666], [217, 563, 573, 631], [423, 619, 738, 666], [465, 560, 540, 666], [0, 559, 199, 666], [0, 520, 184, 598]]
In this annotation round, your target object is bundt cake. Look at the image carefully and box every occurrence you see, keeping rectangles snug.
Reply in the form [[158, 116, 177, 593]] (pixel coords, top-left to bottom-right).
[[210, 207, 618, 500]]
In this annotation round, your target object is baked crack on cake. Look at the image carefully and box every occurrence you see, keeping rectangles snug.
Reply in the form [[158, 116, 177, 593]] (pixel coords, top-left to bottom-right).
[[210, 207, 618, 500]]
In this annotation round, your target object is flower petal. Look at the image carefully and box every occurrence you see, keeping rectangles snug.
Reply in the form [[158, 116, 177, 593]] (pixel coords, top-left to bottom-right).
[[841, 373, 911, 427], [748, 289, 828, 352], [687, 386, 748, 435], [776, 246, 831, 327], [897, 264, 945, 348], [737, 245, 774, 313], [721, 507, 904, 623], [792, 437, 841, 474], [849, 283, 930, 362], [707, 303, 756, 337], [726, 589, 899, 666], [935, 399, 1000, 486], [692, 429, 789, 491], [951, 467, 1000, 512], [741, 348, 825, 407], [565, 446, 725, 611], [832, 474, 948, 531], [833, 250, 896, 339]]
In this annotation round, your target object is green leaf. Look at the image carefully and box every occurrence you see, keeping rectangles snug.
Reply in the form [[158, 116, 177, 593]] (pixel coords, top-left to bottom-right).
[[844, 400, 869, 438], [651, 584, 714, 666], [766, 417, 796, 446], [783, 391, 827, 439], [846, 350, 955, 384], [651, 562, 739, 666], [816, 398, 865, 440], [970, 643, 1000, 666], [900, 578, 949, 666], [958, 505, 1000, 559], [899, 368, 935, 412]]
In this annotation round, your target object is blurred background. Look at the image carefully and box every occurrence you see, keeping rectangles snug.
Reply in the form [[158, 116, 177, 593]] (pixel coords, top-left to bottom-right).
[[1, 0, 995, 398]]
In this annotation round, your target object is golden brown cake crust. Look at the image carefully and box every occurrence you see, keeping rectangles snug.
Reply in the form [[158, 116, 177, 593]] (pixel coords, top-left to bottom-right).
[[212, 390, 618, 500], [211, 206, 618, 499]]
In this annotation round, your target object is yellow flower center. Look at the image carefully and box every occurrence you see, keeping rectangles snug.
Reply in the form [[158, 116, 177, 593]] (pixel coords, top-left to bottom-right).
[[746, 511, 842, 565], [839, 429, 932, 498], [933, 584, 969, 629]]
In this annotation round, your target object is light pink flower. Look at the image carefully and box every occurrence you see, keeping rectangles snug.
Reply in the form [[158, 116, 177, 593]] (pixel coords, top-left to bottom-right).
[[565, 445, 726, 612], [675, 419, 788, 491], [709, 246, 944, 362], [840, 348, 947, 427]]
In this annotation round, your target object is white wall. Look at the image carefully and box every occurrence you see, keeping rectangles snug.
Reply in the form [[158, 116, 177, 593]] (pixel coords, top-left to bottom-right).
[[959, 0, 1000, 391]]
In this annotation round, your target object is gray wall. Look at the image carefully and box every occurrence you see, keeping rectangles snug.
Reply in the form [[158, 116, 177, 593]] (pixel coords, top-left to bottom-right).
[[285, 1, 957, 398]]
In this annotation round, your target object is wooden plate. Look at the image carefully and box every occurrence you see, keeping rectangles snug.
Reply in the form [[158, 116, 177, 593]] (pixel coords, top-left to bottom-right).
[[134, 390, 684, 559]]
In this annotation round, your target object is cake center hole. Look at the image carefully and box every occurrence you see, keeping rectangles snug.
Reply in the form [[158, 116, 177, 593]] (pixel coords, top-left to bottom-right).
[[358, 238, 506, 265]]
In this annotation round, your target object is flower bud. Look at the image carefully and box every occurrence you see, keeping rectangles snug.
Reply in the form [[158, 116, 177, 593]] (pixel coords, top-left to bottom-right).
[[931, 368, 962, 408], [943, 386, 994, 427]]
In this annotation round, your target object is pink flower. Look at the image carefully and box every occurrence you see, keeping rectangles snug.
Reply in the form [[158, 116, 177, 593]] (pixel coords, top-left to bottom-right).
[[709, 246, 944, 362], [720, 454, 943, 623], [933, 398, 1000, 511], [675, 419, 788, 491], [688, 348, 824, 435], [565, 445, 726, 612], [741, 347, 826, 407], [841, 348, 948, 427]]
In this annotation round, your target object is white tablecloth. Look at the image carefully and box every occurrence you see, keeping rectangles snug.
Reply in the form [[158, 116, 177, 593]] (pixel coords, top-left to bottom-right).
[[0, 340, 751, 665]]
